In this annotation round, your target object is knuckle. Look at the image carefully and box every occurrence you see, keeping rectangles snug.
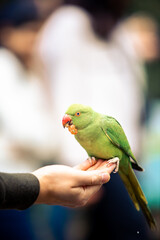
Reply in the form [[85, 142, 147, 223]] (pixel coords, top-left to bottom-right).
[[91, 175, 98, 185], [91, 174, 101, 185]]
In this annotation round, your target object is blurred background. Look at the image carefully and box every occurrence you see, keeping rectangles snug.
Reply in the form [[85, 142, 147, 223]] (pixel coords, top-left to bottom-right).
[[0, 0, 160, 239]]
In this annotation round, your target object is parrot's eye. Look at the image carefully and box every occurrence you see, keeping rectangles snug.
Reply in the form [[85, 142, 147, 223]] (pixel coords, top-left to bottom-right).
[[75, 112, 81, 117]]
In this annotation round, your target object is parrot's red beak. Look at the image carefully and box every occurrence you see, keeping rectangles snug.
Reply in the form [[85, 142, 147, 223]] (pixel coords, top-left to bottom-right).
[[62, 114, 72, 128]]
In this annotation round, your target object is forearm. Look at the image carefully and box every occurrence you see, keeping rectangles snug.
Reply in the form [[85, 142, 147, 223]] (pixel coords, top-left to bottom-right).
[[0, 172, 40, 210]]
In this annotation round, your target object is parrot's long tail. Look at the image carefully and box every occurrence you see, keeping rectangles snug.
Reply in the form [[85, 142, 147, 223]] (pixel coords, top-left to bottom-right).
[[119, 160, 156, 231]]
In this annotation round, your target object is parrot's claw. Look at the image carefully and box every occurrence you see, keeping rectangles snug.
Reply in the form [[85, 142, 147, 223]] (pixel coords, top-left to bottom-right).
[[87, 157, 96, 165], [106, 157, 120, 173]]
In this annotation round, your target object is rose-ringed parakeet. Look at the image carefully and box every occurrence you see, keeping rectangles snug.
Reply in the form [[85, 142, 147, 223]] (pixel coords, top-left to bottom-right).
[[62, 104, 156, 230]]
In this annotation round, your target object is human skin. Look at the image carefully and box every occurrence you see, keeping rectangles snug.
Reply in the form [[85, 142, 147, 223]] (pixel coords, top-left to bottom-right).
[[33, 159, 116, 207]]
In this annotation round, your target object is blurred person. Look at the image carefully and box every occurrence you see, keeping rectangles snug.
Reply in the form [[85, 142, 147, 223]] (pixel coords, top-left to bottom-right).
[[0, 48, 59, 172], [36, 3, 159, 240], [0, 1, 63, 172]]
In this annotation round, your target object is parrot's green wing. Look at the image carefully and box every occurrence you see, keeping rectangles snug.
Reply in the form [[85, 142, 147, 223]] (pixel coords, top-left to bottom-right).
[[101, 116, 143, 171]]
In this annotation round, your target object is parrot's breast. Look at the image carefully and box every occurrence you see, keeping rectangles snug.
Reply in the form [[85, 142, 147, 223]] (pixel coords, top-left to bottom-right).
[[75, 125, 123, 160]]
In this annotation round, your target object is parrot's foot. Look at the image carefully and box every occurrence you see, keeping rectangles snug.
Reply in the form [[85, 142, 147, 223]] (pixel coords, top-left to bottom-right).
[[87, 157, 96, 165], [106, 157, 120, 173]]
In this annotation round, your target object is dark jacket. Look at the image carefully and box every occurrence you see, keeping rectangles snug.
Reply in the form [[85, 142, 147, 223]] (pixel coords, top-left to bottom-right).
[[0, 172, 39, 210]]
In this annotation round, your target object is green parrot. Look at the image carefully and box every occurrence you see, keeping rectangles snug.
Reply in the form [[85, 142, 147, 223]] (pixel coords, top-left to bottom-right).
[[62, 103, 156, 230]]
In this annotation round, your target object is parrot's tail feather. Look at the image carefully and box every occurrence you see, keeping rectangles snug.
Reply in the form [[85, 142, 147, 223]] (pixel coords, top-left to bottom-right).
[[119, 170, 140, 211], [131, 162, 144, 171], [119, 162, 157, 231]]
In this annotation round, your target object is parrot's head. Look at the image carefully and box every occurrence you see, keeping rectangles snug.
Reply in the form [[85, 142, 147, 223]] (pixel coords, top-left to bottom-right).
[[62, 104, 94, 135]]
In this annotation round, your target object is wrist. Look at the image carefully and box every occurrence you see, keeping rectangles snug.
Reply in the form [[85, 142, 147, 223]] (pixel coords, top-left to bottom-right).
[[32, 171, 46, 204]]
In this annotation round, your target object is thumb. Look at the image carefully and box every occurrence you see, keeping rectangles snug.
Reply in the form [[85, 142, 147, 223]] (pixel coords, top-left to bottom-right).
[[75, 163, 116, 186], [74, 167, 114, 187]]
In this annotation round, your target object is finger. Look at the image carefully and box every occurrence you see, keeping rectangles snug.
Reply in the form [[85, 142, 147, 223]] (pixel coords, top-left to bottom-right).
[[88, 159, 107, 171], [105, 163, 116, 174], [73, 169, 110, 187], [87, 159, 104, 171], [96, 162, 116, 172], [74, 158, 97, 170]]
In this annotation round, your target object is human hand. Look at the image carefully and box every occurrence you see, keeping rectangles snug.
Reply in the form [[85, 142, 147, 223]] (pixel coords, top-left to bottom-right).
[[33, 159, 116, 207]]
